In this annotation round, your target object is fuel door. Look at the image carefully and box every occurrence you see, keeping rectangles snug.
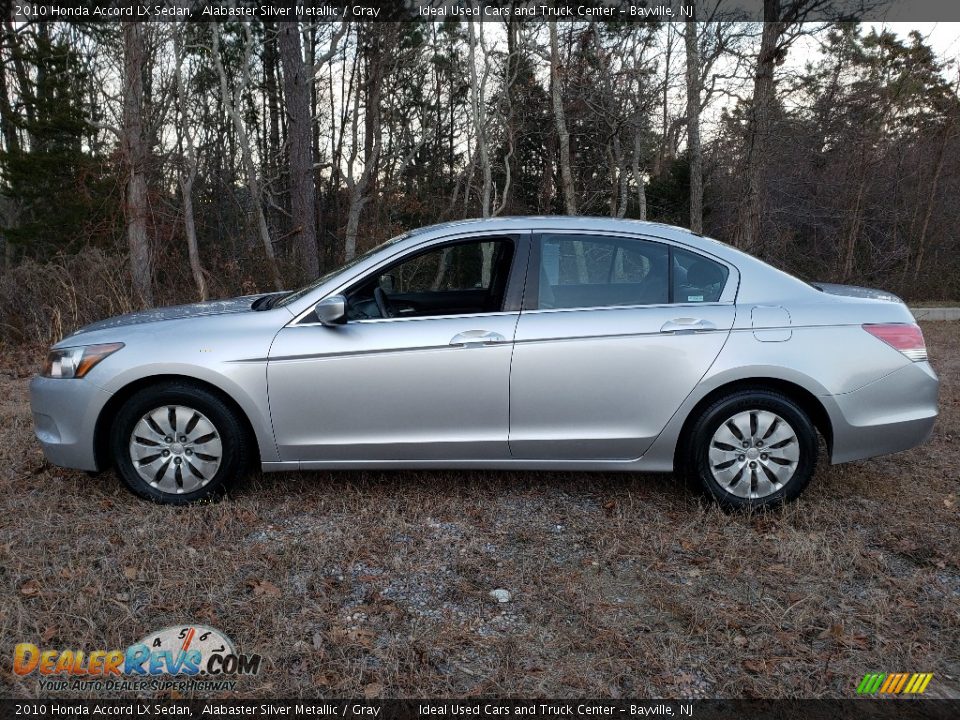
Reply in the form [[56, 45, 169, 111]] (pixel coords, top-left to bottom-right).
[[752, 305, 792, 342]]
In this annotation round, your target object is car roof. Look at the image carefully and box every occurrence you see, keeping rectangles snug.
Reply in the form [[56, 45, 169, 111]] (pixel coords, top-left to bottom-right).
[[412, 216, 730, 253], [416, 215, 700, 236]]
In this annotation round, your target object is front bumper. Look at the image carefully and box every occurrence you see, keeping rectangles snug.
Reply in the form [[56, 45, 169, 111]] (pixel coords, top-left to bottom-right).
[[29, 375, 112, 472], [827, 361, 939, 464]]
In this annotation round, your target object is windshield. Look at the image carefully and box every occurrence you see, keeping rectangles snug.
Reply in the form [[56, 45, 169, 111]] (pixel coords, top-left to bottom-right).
[[273, 232, 412, 308]]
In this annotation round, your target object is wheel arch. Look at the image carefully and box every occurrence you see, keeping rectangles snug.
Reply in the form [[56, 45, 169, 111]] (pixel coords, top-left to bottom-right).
[[93, 374, 262, 471], [673, 377, 834, 470]]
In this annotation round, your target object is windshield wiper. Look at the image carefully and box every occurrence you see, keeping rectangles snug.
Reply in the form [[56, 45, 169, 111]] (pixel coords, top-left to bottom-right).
[[252, 292, 288, 310]]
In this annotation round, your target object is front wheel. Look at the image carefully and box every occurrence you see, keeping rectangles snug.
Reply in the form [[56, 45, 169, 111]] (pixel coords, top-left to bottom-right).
[[111, 382, 251, 504], [683, 390, 818, 509]]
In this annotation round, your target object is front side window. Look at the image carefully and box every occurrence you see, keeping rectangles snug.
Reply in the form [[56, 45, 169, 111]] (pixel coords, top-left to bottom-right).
[[537, 234, 670, 309], [345, 238, 515, 320]]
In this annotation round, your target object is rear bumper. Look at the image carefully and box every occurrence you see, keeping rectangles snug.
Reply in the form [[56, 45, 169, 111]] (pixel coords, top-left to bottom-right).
[[827, 361, 939, 464], [29, 375, 111, 472]]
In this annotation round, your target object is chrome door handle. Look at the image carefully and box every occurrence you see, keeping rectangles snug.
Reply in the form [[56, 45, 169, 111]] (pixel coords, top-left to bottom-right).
[[449, 330, 507, 347], [660, 318, 716, 334]]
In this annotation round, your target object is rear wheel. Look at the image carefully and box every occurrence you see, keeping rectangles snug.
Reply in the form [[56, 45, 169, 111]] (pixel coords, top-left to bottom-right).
[[684, 390, 817, 509], [111, 383, 250, 504]]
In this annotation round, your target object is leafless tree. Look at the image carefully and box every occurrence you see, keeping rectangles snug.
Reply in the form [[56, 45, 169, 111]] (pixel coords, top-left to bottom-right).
[[211, 23, 283, 290], [173, 26, 207, 301], [279, 22, 320, 279], [685, 7, 704, 233], [735, 0, 836, 250], [344, 25, 388, 261], [121, 23, 153, 306], [550, 23, 576, 216]]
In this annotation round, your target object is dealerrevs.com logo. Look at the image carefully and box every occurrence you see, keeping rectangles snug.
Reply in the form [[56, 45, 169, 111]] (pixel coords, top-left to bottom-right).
[[13, 625, 262, 692]]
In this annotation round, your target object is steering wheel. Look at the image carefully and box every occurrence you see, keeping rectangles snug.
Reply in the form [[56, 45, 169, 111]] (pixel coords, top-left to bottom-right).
[[374, 287, 393, 319]]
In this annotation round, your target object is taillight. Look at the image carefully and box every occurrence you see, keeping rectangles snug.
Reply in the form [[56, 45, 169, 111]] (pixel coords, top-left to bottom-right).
[[862, 323, 927, 362]]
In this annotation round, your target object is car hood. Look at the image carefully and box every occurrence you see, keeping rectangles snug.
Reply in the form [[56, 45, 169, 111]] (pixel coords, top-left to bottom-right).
[[811, 283, 902, 303], [66, 294, 272, 339]]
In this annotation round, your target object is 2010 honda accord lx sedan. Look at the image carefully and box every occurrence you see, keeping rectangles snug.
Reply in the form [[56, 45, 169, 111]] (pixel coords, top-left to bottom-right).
[[30, 217, 939, 508]]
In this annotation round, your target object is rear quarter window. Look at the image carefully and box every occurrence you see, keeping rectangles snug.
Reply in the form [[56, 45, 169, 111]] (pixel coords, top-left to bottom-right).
[[672, 247, 728, 303]]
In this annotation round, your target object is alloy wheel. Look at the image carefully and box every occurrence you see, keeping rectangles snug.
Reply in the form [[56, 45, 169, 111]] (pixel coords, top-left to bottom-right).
[[128, 405, 222, 494], [707, 409, 800, 499]]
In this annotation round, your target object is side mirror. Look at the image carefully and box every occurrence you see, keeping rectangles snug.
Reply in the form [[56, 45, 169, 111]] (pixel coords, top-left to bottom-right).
[[315, 295, 347, 326]]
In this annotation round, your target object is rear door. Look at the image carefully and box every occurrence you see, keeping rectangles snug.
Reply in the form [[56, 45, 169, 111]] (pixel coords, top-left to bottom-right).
[[509, 232, 736, 460]]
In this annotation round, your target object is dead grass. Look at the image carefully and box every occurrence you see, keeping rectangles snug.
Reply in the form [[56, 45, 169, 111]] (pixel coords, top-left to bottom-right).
[[1, 323, 957, 699]]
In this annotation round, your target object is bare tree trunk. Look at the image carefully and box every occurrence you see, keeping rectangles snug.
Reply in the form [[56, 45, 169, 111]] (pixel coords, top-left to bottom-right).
[[607, 142, 618, 217], [122, 24, 153, 307], [631, 127, 647, 220], [735, 0, 780, 250], [343, 60, 365, 261], [539, 129, 557, 213], [0, 37, 20, 271], [174, 26, 207, 301], [262, 22, 283, 191], [344, 25, 384, 261], [0, 53, 19, 156], [913, 120, 954, 281], [494, 18, 519, 217], [211, 24, 283, 290], [841, 163, 867, 281], [279, 22, 320, 280], [318, 21, 349, 270], [550, 23, 576, 216], [549, 25, 587, 282], [467, 17, 491, 218], [180, 177, 205, 300], [615, 136, 629, 219], [655, 23, 673, 178], [4, 19, 36, 149], [431, 247, 453, 290], [467, 18, 496, 281], [343, 188, 365, 261], [684, 12, 703, 233]]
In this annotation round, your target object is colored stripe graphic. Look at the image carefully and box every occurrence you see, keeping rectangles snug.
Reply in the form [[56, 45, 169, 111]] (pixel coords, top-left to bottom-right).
[[857, 674, 884, 694], [857, 673, 933, 694], [892, 673, 909, 693], [879, 674, 897, 693], [904, 674, 922, 693]]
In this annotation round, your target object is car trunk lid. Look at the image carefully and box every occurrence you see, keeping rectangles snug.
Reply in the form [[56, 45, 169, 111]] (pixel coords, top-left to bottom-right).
[[810, 282, 903, 303]]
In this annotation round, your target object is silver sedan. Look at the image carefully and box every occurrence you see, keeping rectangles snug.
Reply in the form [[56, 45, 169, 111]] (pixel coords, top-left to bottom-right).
[[29, 217, 939, 508]]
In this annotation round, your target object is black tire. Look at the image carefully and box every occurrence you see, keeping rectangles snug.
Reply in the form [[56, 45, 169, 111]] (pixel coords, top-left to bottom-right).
[[682, 390, 817, 510], [111, 382, 251, 504]]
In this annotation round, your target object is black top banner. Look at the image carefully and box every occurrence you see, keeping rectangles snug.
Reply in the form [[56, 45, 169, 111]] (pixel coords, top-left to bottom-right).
[[1, 700, 959, 720], [8, 0, 960, 23]]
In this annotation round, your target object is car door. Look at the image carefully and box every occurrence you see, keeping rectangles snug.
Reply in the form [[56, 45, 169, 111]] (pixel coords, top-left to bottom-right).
[[509, 232, 736, 460], [267, 233, 529, 464]]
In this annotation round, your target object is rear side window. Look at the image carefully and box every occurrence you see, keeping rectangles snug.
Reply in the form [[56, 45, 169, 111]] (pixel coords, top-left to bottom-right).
[[538, 235, 669, 309], [672, 247, 729, 303]]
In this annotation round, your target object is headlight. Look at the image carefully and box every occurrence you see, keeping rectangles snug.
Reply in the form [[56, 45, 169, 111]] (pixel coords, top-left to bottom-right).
[[41, 343, 124, 379]]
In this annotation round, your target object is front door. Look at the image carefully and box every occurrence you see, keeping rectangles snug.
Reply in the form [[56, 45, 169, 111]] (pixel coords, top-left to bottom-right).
[[268, 234, 527, 463]]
